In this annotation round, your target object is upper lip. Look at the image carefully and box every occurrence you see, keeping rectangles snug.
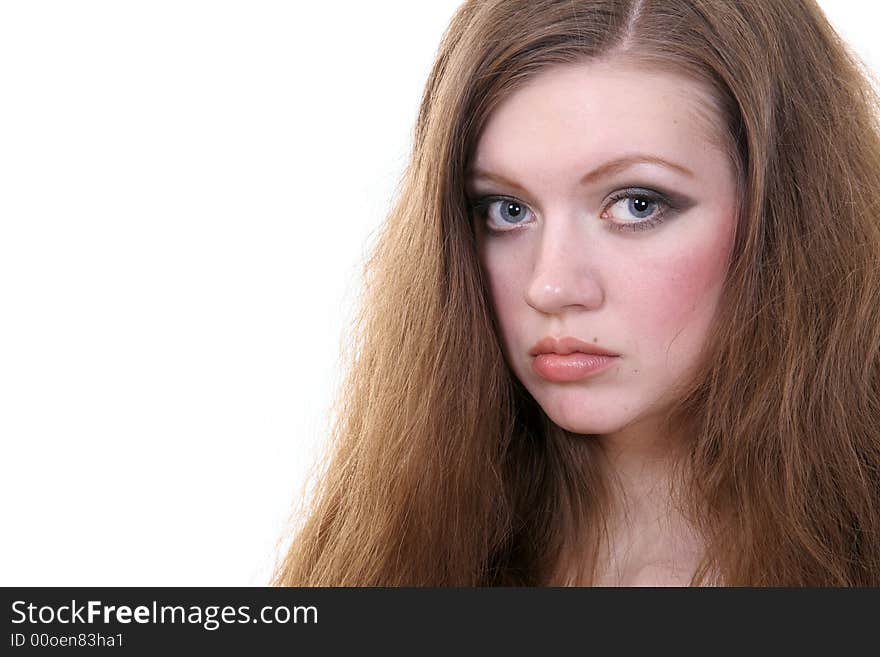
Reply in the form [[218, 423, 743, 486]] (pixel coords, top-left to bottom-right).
[[529, 336, 620, 357]]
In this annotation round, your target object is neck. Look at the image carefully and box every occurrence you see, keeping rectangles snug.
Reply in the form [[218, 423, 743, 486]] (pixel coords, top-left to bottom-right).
[[596, 408, 678, 504], [592, 415, 703, 585]]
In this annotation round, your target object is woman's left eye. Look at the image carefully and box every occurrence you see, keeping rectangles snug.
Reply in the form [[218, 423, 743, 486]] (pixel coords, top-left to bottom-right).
[[602, 189, 672, 232]]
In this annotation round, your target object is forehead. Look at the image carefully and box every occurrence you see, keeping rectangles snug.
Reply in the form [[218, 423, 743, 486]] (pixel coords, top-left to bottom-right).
[[470, 60, 727, 177]]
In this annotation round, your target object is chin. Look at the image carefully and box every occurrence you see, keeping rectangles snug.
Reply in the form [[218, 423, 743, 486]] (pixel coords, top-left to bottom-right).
[[540, 400, 629, 436], [549, 417, 619, 436]]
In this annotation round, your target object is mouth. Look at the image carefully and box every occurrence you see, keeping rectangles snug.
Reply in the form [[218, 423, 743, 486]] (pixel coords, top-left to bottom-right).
[[531, 351, 619, 383], [528, 335, 620, 383], [528, 335, 620, 358]]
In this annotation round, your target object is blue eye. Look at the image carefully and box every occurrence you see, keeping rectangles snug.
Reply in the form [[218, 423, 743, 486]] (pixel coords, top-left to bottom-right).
[[469, 196, 534, 231], [625, 197, 654, 219], [604, 190, 672, 232]]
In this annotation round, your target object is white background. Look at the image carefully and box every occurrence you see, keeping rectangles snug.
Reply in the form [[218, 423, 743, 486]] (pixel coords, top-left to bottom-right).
[[1, 1, 877, 585]]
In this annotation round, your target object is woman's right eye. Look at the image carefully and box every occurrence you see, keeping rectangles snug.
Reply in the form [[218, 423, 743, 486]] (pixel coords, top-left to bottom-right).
[[470, 196, 535, 232]]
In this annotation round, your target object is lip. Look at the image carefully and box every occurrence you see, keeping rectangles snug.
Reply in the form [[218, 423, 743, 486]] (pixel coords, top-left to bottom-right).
[[528, 336, 619, 357], [531, 352, 619, 382], [529, 336, 620, 383]]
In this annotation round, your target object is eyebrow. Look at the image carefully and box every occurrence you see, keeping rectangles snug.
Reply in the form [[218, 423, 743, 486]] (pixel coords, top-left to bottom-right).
[[466, 154, 695, 190]]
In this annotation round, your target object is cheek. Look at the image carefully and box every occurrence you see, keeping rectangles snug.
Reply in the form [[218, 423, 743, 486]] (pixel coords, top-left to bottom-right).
[[479, 251, 532, 366], [626, 228, 733, 360]]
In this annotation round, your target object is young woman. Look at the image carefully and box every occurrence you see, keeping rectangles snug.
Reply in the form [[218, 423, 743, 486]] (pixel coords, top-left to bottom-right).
[[273, 0, 880, 586]]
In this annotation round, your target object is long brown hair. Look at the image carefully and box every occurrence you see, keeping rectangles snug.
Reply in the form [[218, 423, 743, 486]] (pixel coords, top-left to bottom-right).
[[273, 0, 880, 585]]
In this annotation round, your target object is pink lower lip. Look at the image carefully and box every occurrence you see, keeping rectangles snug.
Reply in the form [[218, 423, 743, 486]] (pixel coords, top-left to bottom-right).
[[532, 353, 620, 382]]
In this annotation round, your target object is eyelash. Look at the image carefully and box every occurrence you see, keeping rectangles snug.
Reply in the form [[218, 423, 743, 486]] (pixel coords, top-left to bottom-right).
[[468, 188, 674, 234]]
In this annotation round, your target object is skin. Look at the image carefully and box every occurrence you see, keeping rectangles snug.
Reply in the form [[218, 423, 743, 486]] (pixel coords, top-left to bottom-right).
[[466, 59, 739, 585]]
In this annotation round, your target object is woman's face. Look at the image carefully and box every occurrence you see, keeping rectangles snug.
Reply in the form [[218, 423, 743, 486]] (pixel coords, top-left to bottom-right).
[[467, 60, 738, 440]]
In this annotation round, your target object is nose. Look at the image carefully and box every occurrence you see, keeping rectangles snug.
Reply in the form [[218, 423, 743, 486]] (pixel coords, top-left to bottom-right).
[[524, 216, 604, 315]]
